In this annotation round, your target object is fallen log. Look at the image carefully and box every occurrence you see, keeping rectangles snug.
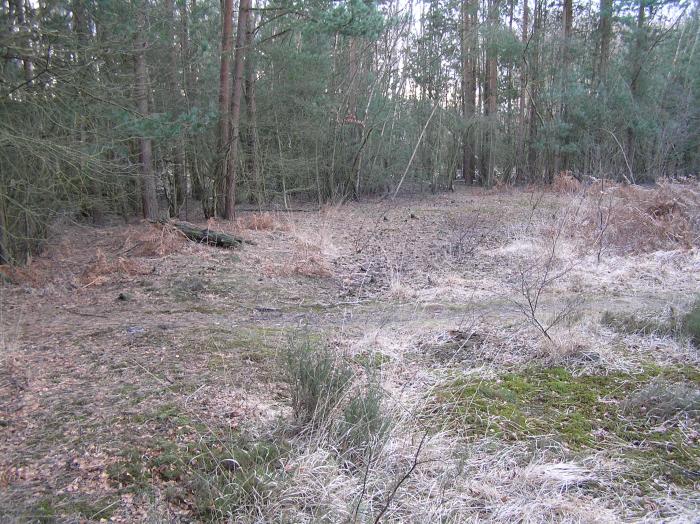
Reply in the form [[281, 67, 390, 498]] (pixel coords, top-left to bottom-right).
[[168, 221, 254, 248]]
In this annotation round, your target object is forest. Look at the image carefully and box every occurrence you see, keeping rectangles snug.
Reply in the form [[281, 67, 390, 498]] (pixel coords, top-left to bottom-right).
[[1, 0, 700, 521], [1, 0, 698, 261]]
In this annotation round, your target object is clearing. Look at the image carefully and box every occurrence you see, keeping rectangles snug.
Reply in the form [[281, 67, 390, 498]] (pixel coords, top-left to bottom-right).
[[1, 184, 699, 522]]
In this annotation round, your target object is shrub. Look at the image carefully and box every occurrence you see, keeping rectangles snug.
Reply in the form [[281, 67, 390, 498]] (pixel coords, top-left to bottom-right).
[[682, 300, 700, 346], [285, 339, 353, 426], [582, 181, 700, 255], [338, 379, 391, 459], [602, 302, 700, 346]]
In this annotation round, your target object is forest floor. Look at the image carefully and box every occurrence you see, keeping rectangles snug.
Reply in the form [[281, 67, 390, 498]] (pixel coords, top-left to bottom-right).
[[1, 183, 699, 523]]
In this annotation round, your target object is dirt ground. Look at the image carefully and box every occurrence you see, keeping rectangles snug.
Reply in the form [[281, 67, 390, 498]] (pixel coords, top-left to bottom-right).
[[1, 185, 698, 522]]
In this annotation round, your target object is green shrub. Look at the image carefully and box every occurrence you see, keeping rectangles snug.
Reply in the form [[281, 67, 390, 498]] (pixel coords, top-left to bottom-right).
[[338, 379, 391, 458], [682, 300, 700, 346], [285, 338, 353, 426]]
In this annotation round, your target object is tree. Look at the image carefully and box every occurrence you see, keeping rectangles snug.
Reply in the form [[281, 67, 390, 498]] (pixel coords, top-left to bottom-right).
[[215, 0, 234, 218], [134, 2, 158, 220], [462, 0, 477, 184], [224, 0, 251, 219]]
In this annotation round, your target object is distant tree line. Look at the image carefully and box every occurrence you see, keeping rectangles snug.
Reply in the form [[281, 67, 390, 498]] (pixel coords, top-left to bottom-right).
[[1, 0, 698, 263]]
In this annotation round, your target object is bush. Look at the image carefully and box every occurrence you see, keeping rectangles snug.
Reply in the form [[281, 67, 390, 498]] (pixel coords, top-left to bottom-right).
[[338, 379, 391, 459], [285, 339, 353, 426], [682, 300, 700, 347]]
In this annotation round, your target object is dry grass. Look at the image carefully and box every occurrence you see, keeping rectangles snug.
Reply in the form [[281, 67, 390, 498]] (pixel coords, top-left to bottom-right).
[[2, 186, 699, 522], [552, 171, 583, 194], [119, 222, 188, 257], [78, 249, 151, 286], [236, 212, 290, 232], [582, 180, 700, 255]]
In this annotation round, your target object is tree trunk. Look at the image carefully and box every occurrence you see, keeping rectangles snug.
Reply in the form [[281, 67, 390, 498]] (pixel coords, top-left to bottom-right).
[[14, 0, 33, 83], [134, 4, 158, 220], [518, 0, 529, 182], [597, 0, 612, 81], [627, 0, 645, 177], [0, 192, 8, 265], [215, 0, 234, 217], [224, 0, 251, 219], [484, 0, 499, 186], [168, 221, 251, 248], [559, 0, 573, 173], [527, 0, 541, 181], [244, 5, 261, 206], [461, 0, 476, 185], [165, 0, 186, 218]]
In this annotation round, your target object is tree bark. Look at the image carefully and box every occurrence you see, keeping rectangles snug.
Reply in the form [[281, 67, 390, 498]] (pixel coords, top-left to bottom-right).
[[527, 0, 542, 181], [165, 0, 186, 218], [0, 193, 8, 265], [215, 0, 234, 217], [627, 0, 646, 176], [518, 0, 529, 182], [134, 3, 158, 220], [224, 0, 251, 219], [461, 0, 476, 185], [244, 5, 261, 206], [559, 0, 573, 173], [484, 0, 499, 186], [168, 221, 252, 248]]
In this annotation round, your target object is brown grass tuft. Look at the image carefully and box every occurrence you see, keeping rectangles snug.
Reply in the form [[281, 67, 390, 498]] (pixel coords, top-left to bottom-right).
[[120, 223, 187, 257], [236, 212, 290, 231], [552, 171, 582, 194], [79, 249, 150, 286], [262, 254, 332, 279], [583, 181, 700, 254]]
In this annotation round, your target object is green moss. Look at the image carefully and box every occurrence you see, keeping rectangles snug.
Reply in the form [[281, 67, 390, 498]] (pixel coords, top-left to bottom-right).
[[437, 365, 700, 486]]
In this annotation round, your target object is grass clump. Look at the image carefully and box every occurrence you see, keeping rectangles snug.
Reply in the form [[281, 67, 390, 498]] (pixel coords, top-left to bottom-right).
[[682, 300, 700, 346], [189, 438, 289, 520], [338, 378, 392, 462], [602, 301, 700, 346], [622, 378, 700, 422], [601, 310, 680, 337], [437, 365, 700, 485], [285, 338, 353, 426]]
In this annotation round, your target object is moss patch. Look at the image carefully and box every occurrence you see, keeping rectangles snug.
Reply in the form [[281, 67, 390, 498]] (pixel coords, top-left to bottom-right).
[[437, 365, 700, 486]]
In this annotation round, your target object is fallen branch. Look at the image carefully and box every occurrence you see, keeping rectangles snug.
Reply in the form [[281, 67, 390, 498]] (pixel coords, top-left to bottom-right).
[[165, 221, 255, 248]]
